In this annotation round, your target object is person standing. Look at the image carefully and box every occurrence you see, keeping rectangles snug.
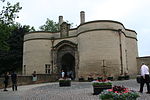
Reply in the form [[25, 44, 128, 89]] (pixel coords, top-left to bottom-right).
[[139, 62, 150, 93], [11, 71, 17, 91], [32, 71, 37, 82], [61, 70, 65, 78], [3, 72, 9, 91]]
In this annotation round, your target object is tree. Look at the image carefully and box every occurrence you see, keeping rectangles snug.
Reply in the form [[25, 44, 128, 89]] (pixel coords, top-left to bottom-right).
[[0, 0, 5, 2], [0, 24, 34, 74], [0, 1, 22, 25], [0, 1, 35, 74], [0, 1, 22, 50], [39, 18, 59, 32], [0, 23, 11, 50], [7, 25, 31, 71]]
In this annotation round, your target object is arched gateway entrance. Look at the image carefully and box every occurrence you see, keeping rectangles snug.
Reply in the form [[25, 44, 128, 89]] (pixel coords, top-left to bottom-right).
[[53, 40, 78, 80], [61, 53, 75, 79]]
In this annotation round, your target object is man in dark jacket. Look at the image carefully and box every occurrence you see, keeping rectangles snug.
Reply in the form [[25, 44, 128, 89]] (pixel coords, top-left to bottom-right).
[[11, 71, 17, 91], [3, 72, 9, 91]]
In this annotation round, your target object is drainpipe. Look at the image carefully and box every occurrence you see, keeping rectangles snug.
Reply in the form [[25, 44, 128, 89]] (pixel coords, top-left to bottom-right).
[[50, 37, 55, 74], [118, 29, 123, 75], [125, 50, 128, 72]]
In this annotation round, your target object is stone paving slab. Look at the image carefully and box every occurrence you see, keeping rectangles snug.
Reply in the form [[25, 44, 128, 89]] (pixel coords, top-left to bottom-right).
[[0, 79, 150, 100]]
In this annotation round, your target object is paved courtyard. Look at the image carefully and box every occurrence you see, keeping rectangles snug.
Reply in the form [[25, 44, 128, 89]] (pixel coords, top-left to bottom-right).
[[0, 79, 150, 100]]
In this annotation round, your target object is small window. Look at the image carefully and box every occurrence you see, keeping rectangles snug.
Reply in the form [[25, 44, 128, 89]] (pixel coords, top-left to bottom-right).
[[45, 64, 51, 74]]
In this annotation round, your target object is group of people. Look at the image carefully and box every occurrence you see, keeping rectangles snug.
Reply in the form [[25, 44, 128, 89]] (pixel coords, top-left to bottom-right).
[[61, 70, 74, 80], [3, 71, 17, 91]]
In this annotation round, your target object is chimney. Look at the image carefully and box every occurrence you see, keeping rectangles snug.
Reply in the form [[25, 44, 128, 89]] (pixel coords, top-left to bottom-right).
[[59, 16, 63, 29], [80, 11, 85, 24], [67, 24, 71, 30]]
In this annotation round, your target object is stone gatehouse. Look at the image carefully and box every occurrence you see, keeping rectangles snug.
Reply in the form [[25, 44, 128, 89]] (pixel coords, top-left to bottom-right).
[[23, 11, 138, 80]]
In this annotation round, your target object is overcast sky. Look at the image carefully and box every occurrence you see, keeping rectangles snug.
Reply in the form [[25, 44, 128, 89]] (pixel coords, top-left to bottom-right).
[[1, 0, 150, 57]]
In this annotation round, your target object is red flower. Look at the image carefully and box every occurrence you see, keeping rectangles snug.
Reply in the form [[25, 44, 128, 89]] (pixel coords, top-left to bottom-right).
[[108, 89, 113, 91], [108, 85, 130, 93]]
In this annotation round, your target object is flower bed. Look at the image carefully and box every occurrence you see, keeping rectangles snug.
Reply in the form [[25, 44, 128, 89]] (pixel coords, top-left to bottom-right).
[[100, 85, 140, 100], [97, 77, 103, 81], [79, 77, 85, 82], [118, 76, 125, 80], [118, 75, 130, 80], [92, 79, 112, 95], [88, 77, 94, 82], [107, 77, 113, 81], [59, 78, 71, 87], [124, 75, 130, 80]]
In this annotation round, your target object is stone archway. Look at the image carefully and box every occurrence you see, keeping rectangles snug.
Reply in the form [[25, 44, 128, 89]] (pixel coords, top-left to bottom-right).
[[53, 40, 78, 80]]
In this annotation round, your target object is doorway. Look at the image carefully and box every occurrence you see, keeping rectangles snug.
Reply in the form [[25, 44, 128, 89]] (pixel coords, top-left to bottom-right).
[[61, 53, 75, 79]]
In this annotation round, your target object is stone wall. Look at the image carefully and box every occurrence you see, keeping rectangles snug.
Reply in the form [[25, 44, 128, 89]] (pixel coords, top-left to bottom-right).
[[78, 30, 121, 78], [23, 39, 52, 75], [0, 74, 58, 89], [126, 38, 138, 76]]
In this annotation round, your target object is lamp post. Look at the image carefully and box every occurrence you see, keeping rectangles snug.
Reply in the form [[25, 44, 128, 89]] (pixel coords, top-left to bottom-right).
[[50, 37, 55, 74]]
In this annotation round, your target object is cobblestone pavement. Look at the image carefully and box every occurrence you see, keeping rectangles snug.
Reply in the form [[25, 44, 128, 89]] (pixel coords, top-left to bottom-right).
[[0, 79, 150, 100]]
